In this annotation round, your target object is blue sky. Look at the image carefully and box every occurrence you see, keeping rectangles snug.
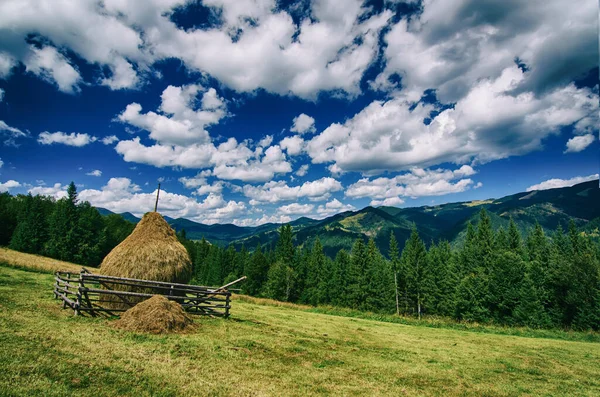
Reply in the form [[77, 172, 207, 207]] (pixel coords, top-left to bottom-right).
[[0, 0, 598, 225]]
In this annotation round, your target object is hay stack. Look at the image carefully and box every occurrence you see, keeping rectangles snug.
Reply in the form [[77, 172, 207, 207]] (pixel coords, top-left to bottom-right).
[[100, 212, 191, 283], [113, 295, 194, 334]]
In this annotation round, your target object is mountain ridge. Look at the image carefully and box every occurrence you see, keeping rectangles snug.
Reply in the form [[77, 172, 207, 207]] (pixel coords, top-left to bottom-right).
[[97, 179, 600, 256]]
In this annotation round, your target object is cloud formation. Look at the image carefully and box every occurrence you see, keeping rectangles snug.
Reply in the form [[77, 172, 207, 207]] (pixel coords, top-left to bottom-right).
[[38, 131, 97, 146], [526, 174, 599, 192], [564, 134, 596, 153]]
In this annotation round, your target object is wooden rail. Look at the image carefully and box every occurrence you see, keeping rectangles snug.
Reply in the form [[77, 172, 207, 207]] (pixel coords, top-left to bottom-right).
[[54, 269, 242, 318]]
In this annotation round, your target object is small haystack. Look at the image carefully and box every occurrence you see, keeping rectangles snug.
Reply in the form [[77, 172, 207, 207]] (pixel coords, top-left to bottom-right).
[[113, 295, 194, 334], [100, 212, 191, 283]]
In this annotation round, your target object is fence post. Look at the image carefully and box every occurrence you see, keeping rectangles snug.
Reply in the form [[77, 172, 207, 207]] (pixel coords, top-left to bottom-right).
[[225, 293, 230, 318], [75, 269, 84, 316]]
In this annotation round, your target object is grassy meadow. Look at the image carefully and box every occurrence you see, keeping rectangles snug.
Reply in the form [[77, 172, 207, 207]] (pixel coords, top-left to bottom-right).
[[0, 255, 599, 396]]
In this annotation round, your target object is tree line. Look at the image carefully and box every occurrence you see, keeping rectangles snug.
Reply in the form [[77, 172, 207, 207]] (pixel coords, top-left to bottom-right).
[[185, 210, 600, 330], [0, 183, 134, 267], [1, 184, 598, 330]]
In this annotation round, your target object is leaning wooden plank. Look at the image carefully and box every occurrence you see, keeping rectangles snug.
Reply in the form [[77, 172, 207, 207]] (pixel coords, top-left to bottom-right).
[[82, 273, 215, 291], [55, 290, 77, 309], [84, 279, 224, 295]]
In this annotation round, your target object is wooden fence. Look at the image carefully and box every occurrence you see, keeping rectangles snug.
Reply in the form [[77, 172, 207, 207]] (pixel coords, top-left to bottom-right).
[[54, 269, 235, 318]]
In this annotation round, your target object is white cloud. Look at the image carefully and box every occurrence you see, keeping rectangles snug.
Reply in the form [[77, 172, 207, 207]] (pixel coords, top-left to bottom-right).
[[316, 198, 355, 218], [0, 158, 3, 168], [526, 174, 599, 192], [0, 0, 392, 98], [115, 138, 215, 168], [278, 203, 314, 215], [24, 46, 81, 93], [370, 197, 405, 207], [244, 177, 343, 203], [564, 134, 596, 153], [296, 164, 309, 177], [118, 84, 226, 146], [235, 214, 293, 227], [212, 143, 292, 182], [77, 177, 247, 224], [258, 135, 273, 148], [375, 0, 598, 103], [0, 120, 28, 146], [290, 113, 316, 135], [0, 179, 20, 192], [308, 67, 599, 174], [29, 182, 67, 199], [86, 170, 102, 177], [346, 166, 477, 200], [280, 135, 305, 155], [179, 170, 212, 189], [101, 135, 119, 145], [0, 88, 4, 101], [38, 131, 97, 147]]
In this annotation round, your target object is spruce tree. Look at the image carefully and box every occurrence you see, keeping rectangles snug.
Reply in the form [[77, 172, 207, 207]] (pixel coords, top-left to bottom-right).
[[389, 232, 401, 315], [244, 244, 269, 295], [346, 238, 366, 309], [400, 226, 428, 318]]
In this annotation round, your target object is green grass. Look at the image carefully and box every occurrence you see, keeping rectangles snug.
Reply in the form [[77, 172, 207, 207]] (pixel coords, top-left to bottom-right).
[[1, 265, 599, 396]]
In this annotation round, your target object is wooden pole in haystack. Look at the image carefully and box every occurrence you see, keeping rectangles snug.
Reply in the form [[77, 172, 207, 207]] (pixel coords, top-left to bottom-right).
[[154, 183, 161, 212]]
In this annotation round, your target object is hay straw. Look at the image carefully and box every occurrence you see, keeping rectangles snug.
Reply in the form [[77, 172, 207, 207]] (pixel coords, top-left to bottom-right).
[[113, 295, 194, 334], [100, 212, 191, 283]]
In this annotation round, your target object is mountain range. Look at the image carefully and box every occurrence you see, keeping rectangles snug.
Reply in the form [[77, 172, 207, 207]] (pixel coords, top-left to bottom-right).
[[98, 180, 600, 257]]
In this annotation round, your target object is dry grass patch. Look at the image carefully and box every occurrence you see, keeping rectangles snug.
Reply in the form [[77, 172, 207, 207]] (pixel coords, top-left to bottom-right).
[[0, 247, 82, 273]]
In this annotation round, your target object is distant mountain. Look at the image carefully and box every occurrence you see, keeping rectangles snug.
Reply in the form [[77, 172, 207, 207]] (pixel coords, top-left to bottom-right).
[[96, 180, 599, 257], [97, 208, 140, 224]]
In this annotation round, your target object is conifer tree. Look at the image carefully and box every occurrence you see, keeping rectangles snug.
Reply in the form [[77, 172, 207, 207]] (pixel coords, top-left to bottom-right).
[[346, 238, 366, 309], [401, 226, 428, 318], [508, 217, 524, 257], [389, 232, 401, 315], [244, 244, 269, 295]]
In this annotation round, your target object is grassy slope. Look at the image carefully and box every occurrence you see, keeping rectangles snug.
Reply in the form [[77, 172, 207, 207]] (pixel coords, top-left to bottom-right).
[[1, 265, 599, 396]]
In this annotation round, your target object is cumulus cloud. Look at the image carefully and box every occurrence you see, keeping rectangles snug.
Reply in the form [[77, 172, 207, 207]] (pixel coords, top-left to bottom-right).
[[117, 84, 226, 146], [0, 179, 20, 192], [316, 198, 356, 218], [370, 197, 405, 207], [280, 135, 305, 156], [308, 67, 599, 174], [564, 134, 596, 153], [244, 177, 343, 204], [38, 131, 97, 146], [346, 166, 477, 200], [179, 170, 213, 189], [0, 0, 392, 98], [24, 46, 82, 93], [235, 214, 293, 227], [278, 203, 315, 215], [29, 182, 67, 199], [115, 85, 292, 181], [526, 174, 599, 192], [101, 135, 119, 145], [76, 177, 247, 224], [375, 0, 598, 102], [290, 113, 316, 134], [296, 164, 309, 177], [86, 170, 102, 177]]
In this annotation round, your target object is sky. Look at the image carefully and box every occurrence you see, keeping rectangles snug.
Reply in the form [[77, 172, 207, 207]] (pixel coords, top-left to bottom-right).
[[0, 0, 598, 226]]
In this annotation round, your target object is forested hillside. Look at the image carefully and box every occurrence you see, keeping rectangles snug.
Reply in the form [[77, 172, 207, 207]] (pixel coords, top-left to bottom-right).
[[0, 182, 134, 267], [1, 181, 599, 330]]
